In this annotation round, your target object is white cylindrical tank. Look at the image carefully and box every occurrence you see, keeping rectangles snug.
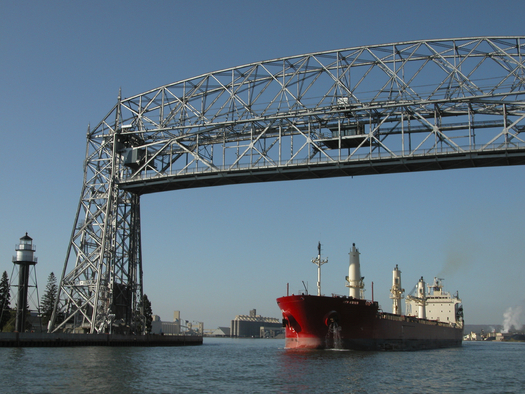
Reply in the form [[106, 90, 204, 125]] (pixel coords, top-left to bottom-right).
[[346, 243, 363, 299], [417, 276, 426, 319]]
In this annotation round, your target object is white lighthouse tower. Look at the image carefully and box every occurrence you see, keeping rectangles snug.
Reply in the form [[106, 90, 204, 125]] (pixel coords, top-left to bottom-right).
[[12, 233, 39, 332]]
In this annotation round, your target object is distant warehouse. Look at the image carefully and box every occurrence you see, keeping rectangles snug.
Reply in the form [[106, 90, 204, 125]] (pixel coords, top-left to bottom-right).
[[230, 309, 283, 338]]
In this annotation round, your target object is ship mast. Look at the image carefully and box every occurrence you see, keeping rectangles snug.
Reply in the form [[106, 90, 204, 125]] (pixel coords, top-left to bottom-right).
[[390, 265, 405, 314], [311, 242, 328, 296], [346, 243, 364, 299], [415, 277, 427, 319], [405, 276, 429, 319]]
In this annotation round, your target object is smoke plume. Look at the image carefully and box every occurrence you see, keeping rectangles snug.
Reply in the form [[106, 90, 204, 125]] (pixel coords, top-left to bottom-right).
[[502, 304, 524, 333], [438, 242, 474, 279]]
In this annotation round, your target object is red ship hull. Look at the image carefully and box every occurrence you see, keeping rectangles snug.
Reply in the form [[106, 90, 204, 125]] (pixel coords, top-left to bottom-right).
[[276, 294, 463, 351]]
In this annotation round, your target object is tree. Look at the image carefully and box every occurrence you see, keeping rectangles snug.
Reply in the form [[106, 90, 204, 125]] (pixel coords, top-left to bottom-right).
[[0, 271, 11, 331], [138, 294, 153, 334], [40, 272, 57, 328]]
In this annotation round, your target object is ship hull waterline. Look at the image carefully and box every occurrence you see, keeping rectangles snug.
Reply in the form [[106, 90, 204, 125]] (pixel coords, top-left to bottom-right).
[[277, 294, 463, 351]]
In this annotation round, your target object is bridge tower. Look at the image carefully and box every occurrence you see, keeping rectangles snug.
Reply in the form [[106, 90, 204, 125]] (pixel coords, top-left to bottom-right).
[[48, 94, 144, 334]]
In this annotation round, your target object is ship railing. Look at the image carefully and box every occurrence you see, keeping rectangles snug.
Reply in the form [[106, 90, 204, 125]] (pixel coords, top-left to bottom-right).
[[378, 312, 455, 327], [378, 313, 407, 322]]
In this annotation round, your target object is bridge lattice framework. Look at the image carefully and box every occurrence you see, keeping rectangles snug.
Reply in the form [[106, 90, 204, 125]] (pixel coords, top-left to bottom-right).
[[50, 37, 525, 334]]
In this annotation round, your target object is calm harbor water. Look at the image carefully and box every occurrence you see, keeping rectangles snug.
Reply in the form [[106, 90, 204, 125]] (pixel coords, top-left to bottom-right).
[[1, 338, 523, 393]]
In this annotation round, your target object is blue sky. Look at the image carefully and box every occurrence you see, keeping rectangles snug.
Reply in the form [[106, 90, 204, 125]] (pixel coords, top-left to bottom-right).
[[1, 0, 524, 329]]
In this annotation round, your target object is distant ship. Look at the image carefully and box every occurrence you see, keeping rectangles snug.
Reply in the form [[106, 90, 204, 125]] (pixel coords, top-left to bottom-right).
[[276, 243, 464, 350]]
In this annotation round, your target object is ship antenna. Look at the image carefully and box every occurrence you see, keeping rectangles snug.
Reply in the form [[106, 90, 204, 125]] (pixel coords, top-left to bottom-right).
[[312, 242, 328, 296]]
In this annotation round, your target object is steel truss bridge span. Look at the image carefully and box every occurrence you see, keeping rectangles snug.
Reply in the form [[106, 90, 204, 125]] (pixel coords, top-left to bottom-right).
[[50, 37, 525, 334]]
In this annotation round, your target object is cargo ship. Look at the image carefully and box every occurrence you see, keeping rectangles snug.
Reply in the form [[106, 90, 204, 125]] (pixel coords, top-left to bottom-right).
[[276, 243, 464, 350]]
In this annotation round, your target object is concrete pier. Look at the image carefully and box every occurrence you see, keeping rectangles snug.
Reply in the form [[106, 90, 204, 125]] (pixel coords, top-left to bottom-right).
[[0, 332, 203, 347]]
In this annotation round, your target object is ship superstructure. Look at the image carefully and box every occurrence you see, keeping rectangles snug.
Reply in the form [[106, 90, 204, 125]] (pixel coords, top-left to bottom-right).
[[406, 277, 463, 324], [277, 243, 464, 350]]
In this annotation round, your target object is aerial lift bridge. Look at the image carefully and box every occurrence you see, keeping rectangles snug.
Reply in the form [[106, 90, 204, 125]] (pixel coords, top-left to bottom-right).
[[49, 37, 525, 334]]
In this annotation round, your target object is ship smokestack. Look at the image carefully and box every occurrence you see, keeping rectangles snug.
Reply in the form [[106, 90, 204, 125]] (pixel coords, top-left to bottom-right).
[[390, 265, 404, 315], [346, 243, 364, 299]]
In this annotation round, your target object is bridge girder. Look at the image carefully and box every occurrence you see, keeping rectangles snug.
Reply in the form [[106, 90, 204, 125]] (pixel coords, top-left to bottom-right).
[[50, 37, 525, 334]]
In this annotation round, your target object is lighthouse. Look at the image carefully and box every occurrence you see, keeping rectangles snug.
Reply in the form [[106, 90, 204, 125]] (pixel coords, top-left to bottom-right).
[[12, 233, 38, 332]]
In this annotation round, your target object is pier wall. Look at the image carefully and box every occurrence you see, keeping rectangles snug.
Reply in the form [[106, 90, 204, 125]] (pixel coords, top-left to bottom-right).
[[0, 332, 203, 347]]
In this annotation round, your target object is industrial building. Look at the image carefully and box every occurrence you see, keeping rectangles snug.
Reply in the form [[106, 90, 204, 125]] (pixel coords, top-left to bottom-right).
[[230, 309, 282, 338], [209, 327, 230, 337], [151, 311, 203, 335]]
